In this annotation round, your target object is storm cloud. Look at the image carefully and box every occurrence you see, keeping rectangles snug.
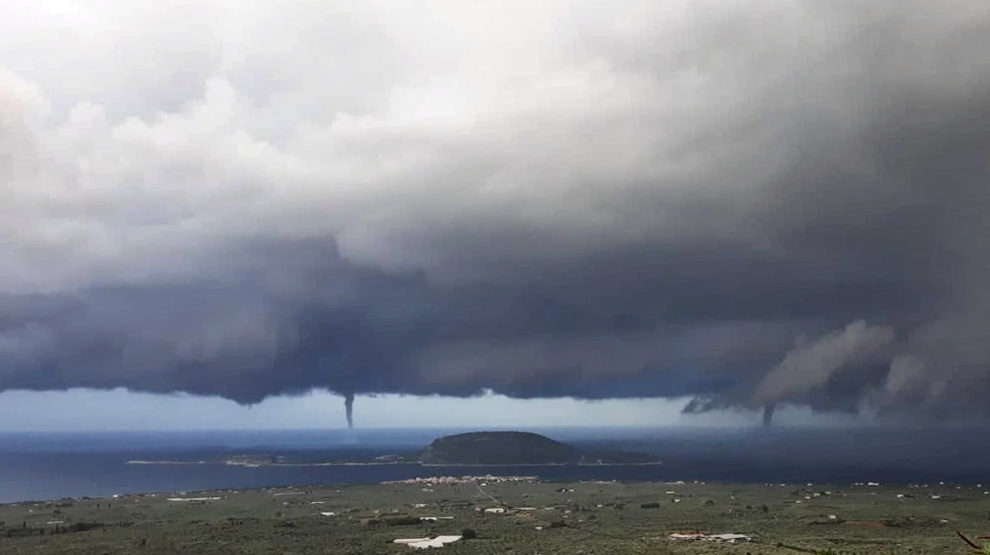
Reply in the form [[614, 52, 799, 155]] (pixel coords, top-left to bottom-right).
[[1, 0, 989, 423]]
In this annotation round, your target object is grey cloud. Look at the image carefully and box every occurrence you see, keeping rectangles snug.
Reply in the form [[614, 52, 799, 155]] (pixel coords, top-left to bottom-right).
[[1, 0, 989, 424], [753, 321, 895, 405]]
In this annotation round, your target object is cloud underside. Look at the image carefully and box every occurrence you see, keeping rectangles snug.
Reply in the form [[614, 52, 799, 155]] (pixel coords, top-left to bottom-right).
[[1, 0, 989, 421]]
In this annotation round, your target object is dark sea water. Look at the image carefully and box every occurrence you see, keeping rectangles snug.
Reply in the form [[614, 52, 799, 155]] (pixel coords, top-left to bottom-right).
[[2, 427, 988, 503]]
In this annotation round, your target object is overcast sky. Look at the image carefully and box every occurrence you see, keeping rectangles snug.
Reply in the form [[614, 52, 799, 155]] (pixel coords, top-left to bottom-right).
[[1, 1, 989, 430]]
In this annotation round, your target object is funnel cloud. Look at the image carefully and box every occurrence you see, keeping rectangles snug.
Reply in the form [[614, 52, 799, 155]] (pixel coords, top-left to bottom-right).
[[344, 393, 355, 429], [762, 404, 776, 427], [1, 1, 990, 426]]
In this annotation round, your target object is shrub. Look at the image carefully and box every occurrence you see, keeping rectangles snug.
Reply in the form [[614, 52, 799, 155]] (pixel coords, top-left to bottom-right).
[[66, 522, 104, 533]]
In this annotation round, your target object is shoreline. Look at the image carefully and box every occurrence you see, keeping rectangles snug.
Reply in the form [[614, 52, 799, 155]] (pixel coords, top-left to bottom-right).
[[4, 474, 986, 506], [126, 459, 663, 468]]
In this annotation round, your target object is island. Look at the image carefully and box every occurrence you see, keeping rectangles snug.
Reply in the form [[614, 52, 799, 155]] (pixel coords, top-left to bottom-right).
[[419, 431, 660, 465], [124, 431, 659, 467]]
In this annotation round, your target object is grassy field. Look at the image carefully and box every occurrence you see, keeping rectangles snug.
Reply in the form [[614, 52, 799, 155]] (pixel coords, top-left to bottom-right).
[[2, 478, 989, 553]]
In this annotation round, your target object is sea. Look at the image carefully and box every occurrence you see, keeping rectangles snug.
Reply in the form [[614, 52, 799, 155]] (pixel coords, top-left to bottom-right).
[[1, 426, 988, 503]]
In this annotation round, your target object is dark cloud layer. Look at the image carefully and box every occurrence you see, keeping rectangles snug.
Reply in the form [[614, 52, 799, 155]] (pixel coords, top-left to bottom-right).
[[1, 1, 989, 423]]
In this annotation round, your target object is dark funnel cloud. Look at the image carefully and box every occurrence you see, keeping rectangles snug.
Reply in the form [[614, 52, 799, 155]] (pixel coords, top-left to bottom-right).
[[763, 404, 775, 427], [1, 0, 989, 425], [344, 392, 354, 429]]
